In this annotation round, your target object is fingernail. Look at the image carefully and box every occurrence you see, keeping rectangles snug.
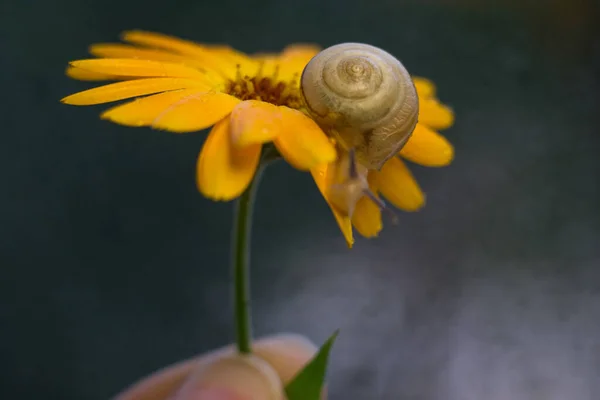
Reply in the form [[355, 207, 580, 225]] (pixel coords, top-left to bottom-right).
[[174, 354, 282, 400], [253, 334, 319, 384], [266, 333, 319, 354], [192, 387, 241, 400]]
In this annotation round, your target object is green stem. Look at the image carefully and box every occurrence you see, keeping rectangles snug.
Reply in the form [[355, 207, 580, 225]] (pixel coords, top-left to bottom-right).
[[231, 163, 265, 354]]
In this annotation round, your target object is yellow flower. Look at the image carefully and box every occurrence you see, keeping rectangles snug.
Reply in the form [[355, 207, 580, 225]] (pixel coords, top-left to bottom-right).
[[61, 31, 454, 248]]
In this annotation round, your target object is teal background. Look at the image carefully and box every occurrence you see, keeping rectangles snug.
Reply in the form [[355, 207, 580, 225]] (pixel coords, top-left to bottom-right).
[[1, 0, 599, 398]]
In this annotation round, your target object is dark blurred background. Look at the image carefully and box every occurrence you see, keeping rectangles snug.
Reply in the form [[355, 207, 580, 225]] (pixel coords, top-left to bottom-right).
[[2, 0, 600, 398]]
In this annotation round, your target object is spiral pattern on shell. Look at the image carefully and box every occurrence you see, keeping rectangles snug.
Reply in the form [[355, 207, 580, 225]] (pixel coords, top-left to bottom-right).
[[321, 53, 383, 100], [300, 43, 419, 170]]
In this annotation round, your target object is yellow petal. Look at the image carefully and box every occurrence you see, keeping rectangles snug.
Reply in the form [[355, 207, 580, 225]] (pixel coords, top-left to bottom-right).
[[69, 59, 209, 80], [61, 78, 210, 105], [251, 45, 319, 82], [150, 91, 240, 133], [412, 76, 436, 98], [101, 89, 199, 127], [121, 30, 213, 57], [351, 174, 382, 238], [210, 47, 260, 77], [120, 30, 249, 80], [65, 66, 125, 81], [418, 96, 455, 130], [252, 53, 278, 61], [274, 107, 336, 170], [197, 117, 262, 200], [101, 88, 238, 131], [277, 64, 304, 83], [325, 151, 370, 218], [255, 58, 280, 81], [311, 163, 354, 248], [269, 45, 320, 83], [374, 157, 425, 212], [400, 123, 454, 167], [352, 195, 382, 238], [230, 100, 282, 147], [90, 43, 197, 62], [281, 45, 319, 72], [282, 44, 321, 59], [89, 44, 226, 84]]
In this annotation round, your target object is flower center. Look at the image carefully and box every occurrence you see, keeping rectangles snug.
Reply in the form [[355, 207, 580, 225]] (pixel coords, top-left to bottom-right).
[[225, 64, 303, 109]]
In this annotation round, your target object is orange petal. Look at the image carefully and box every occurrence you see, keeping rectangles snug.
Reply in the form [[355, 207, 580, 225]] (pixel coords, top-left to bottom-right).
[[274, 107, 336, 170], [311, 163, 354, 248], [69, 59, 209, 80], [196, 118, 262, 200], [89, 44, 226, 84], [418, 96, 455, 130], [400, 123, 454, 167], [412, 76, 436, 98], [101, 89, 238, 132], [61, 78, 210, 105], [374, 157, 425, 212], [230, 100, 282, 147]]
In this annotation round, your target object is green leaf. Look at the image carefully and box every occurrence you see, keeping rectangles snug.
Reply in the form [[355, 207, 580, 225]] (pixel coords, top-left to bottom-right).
[[284, 330, 339, 400]]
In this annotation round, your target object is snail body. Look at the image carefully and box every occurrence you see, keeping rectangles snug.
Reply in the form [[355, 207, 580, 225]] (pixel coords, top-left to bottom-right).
[[300, 43, 419, 170]]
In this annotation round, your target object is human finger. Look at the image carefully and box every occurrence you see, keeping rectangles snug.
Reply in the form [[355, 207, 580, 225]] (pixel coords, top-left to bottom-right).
[[113, 334, 321, 400]]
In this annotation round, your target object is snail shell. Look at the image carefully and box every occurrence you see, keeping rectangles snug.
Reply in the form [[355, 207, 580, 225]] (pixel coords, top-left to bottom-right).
[[300, 43, 418, 170]]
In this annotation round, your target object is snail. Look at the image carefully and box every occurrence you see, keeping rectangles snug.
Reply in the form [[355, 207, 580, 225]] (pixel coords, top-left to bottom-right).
[[300, 43, 419, 171], [299, 43, 418, 219]]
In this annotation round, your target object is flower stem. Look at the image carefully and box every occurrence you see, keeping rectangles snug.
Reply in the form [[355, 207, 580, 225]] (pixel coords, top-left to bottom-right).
[[231, 163, 265, 354]]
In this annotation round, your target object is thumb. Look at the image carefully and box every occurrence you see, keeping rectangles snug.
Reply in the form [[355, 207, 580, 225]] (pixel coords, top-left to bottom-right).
[[172, 353, 284, 400]]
